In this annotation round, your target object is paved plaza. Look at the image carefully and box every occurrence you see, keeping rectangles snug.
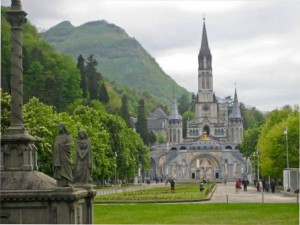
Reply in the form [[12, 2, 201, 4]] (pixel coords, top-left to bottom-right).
[[209, 182, 298, 203]]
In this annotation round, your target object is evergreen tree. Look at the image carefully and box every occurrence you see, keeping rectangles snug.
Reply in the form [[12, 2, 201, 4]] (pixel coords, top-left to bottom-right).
[[191, 93, 196, 111], [85, 54, 102, 100], [77, 54, 87, 98], [178, 93, 190, 115], [99, 82, 109, 104], [136, 99, 149, 145], [120, 94, 131, 127]]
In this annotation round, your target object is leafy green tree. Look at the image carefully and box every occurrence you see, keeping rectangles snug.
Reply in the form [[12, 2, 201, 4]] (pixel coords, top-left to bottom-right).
[[155, 132, 165, 143], [241, 125, 262, 157], [240, 103, 265, 130], [0, 89, 11, 134], [120, 94, 131, 127], [1, 9, 82, 112], [23, 97, 60, 174], [1, 7, 11, 93], [136, 99, 149, 145], [257, 107, 299, 179], [77, 54, 87, 98], [99, 82, 109, 104]]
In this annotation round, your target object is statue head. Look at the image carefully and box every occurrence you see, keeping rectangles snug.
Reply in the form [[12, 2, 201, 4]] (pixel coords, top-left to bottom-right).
[[78, 129, 88, 139], [58, 123, 69, 135]]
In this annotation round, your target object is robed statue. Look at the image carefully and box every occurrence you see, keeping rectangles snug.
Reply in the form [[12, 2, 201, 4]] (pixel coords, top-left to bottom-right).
[[74, 130, 93, 184], [53, 123, 73, 187]]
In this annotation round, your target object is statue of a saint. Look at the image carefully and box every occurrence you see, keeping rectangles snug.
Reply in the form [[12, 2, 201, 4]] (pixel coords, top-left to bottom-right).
[[196, 159, 200, 168], [53, 123, 73, 187], [74, 130, 92, 184]]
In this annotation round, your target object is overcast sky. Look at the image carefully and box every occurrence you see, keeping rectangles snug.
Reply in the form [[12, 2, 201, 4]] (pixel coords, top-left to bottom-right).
[[2, 0, 300, 112]]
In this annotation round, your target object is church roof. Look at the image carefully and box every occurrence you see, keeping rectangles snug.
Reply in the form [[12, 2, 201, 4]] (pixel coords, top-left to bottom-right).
[[229, 88, 242, 119], [150, 107, 168, 119]]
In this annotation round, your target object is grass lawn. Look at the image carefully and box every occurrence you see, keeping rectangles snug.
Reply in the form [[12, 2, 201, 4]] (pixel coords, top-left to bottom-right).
[[95, 183, 213, 202], [94, 203, 299, 224]]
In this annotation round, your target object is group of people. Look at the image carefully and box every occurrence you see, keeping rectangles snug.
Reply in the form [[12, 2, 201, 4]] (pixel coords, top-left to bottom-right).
[[233, 178, 276, 193], [235, 178, 249, 192], [254, 178, 276, 193]]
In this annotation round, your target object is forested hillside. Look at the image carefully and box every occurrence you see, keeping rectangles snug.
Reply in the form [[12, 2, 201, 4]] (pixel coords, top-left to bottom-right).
[[1, 7, 165, 115], [43, 20, 190, 107]]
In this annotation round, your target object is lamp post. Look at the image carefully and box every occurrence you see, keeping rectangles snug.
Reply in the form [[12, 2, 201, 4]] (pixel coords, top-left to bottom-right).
[[256, 149, 260, 180], [284, 126, 290, 190], [284, 126, 289, 169], [115, 152, 118, 186]]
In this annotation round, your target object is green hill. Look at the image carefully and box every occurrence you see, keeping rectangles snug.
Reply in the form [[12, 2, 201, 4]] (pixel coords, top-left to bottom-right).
[[43, 20, 190, 107]]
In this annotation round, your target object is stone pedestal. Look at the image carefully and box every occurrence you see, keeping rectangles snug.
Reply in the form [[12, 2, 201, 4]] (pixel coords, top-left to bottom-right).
[[0, 171, 96, 224]]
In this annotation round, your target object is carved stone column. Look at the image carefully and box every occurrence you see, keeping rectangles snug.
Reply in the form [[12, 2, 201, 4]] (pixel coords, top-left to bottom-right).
[[1, 0, 36, 172]]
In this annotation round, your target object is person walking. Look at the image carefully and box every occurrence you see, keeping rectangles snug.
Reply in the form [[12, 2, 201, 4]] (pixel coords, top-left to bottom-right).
[[170, 178, 175, 193], [256, 180, 260, 192], [235, 179, 241, 193], [243, 179, 248, 191], [271, 179, 276, 193]]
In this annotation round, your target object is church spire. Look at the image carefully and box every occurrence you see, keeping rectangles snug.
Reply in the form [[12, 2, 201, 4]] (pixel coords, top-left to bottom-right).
[[198, 17, 212, 70], [229, 87, 242, 119], [169, 94, 182, 121]]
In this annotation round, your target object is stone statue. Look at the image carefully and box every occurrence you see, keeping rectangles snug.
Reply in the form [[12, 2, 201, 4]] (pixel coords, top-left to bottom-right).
[[53, 123, 73, 187], [74, 130, 92, 184], [196, 159, 200, 168]]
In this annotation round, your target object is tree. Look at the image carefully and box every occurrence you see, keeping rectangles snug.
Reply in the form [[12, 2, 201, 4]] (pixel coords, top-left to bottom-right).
[[77, 54, 87, 98], [155, 132, 165, 143], [240, 103, 265, 130], [257, 106, 299, 179], [240, 125, 262, 157], [182, 110, 195, 138], [136, 99, 149, 145], [85, 54, 102, 100], [148, 131, 156, 145], [99, 82, 109, 104], [120, 94, 131, 127], [1, 10, 82, 112], [178, 93, 190, 115], [191, 93, 197, 111], [1, 89, 11, 134]]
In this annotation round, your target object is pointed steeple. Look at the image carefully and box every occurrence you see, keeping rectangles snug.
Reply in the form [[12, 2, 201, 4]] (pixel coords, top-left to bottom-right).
[[198, 17, 212, 70], [229, 87, 242, 119], [169, 94, 182, 121]]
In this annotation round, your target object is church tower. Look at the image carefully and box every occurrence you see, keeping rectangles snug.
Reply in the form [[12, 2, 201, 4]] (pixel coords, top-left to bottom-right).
[[194, 18, 218, 136], [168, 95, 182, 143], [228, 88, 243, 143]]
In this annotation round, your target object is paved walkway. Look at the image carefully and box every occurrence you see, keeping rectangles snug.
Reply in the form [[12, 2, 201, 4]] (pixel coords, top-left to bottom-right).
[[209, 182, 299, 203]]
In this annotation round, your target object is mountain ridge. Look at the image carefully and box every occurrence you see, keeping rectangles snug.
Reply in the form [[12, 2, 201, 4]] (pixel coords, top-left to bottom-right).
[[43, 19, 190, 107]]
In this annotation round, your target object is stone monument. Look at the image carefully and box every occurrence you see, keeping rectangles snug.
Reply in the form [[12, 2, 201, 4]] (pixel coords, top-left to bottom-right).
[[0, 1, 95, 223]]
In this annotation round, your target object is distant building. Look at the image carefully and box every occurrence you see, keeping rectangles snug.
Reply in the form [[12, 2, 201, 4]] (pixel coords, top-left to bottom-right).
[[145, 19, 249, 181]]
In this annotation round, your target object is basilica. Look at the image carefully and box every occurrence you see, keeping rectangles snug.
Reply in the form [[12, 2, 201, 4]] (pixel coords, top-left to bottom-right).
[[146, 19, 249, 181]]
